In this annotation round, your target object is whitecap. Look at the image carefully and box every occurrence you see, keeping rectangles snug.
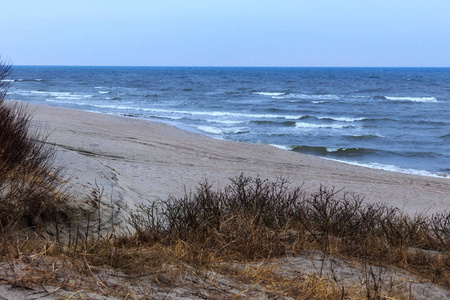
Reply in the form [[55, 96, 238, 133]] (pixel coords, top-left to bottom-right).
[[197, 126, 223, 134], [273, 94, 340, 100], [206, 119, 245, 125], [223, 127, 250, 134], [56, 96, 83, 100], [268, 144, 292, 151], [323, 159, 449, 179], [99, 91, 110, 94], [295, 122, 354, 129], [384, 96, 437, 102], [253, 92, 286, 96], [319, 116, 366, 122], [136, 108, 302, 120], [31, 91, 72, 97]]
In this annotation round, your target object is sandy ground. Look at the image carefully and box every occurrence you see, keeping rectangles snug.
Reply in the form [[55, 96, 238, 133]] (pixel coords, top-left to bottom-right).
[[27, 102, 449, 216]]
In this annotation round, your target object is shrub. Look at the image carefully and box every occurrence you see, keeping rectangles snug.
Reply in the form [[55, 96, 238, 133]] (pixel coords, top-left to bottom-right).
[[0, 59, 66, 230]]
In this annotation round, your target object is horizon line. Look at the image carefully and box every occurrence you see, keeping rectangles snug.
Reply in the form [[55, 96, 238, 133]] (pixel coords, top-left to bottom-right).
[[12, 64, 450, 68]]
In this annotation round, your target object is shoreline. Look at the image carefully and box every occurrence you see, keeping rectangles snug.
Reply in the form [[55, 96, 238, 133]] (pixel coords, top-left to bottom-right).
[[105, 111, 450, 179], [25, 102, 450, 215], [103, 110, 450, 180]]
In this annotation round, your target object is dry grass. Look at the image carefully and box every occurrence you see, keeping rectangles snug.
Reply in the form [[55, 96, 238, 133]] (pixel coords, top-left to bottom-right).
[[0, 61, 67, 231]]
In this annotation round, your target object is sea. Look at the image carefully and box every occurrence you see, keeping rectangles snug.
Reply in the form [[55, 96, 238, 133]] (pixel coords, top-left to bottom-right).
[[5, 66, 450, 178]]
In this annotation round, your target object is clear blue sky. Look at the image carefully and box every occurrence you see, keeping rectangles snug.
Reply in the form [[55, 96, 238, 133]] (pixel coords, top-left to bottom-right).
[[2, 1, 449, 67]]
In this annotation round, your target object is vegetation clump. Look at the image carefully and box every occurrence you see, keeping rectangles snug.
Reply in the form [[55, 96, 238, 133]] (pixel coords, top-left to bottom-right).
[[0, 59, 66, 230]]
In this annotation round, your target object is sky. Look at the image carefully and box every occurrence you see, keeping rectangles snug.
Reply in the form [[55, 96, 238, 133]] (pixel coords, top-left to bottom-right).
[[1, 1, 449, 67]]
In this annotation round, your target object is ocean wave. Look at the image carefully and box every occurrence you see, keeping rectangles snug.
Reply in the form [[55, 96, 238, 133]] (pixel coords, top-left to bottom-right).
[[273, 94, 340, 100], [440, 134, 450, 140], [253, 92, 287, 96], [134, 107, 303, 120], [15, 79, 43, 82], [250, 120, 275, 125], [319, 116, 366, 122], [46, 99, 89, 106], [292, 145, 376, 156], [250, 120, 298, 126], [363, 117, 397, 122], [206, 119, 244, 125], [197, 126, 223, 135], [295, 122, 355, 129], [344, 134, 384, 140], [228, 127, 251, 134], [268, 144, 292, 151], [324, 159, 449, 178], [99, 91, 111, 94], [418, 120, 448, 126], [381, 96, 438, 102], [31, 91, 72, 97], [56, 96, 84, 100], [197, 125, 249, 135]]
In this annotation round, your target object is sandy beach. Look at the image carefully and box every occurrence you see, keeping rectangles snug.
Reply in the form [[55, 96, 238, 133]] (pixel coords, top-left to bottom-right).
[[29, 103, 449, 216]]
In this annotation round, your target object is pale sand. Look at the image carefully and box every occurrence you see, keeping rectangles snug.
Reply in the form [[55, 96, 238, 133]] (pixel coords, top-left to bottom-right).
[[29, 103, 449, 215]]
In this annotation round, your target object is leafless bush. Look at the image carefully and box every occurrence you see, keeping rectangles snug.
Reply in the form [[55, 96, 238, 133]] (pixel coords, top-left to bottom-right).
[[0, 59, 67, 230]]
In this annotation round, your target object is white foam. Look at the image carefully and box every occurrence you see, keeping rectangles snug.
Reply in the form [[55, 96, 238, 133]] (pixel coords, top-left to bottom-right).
[[385, 96, 437, 102], [56, 96, 83, 100], [273, 94, 340, 100], [137, 107, 302, 120], [31, 91, 72, 97], [253, 92, 286, 96], [269, 144, 292, 151], [224, 127, 250, 134], [99, 91, 110, 94], [295, 122, 354, 129], [1, 79, 14, 82], [86, 103, 303, 123], [323, 159, 449, 179], [197, 126, 223, 134], [206, 119, 244, 125]]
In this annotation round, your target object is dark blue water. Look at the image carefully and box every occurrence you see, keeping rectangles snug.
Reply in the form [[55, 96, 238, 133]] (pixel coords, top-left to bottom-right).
[[6, 66, 450, 177]]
